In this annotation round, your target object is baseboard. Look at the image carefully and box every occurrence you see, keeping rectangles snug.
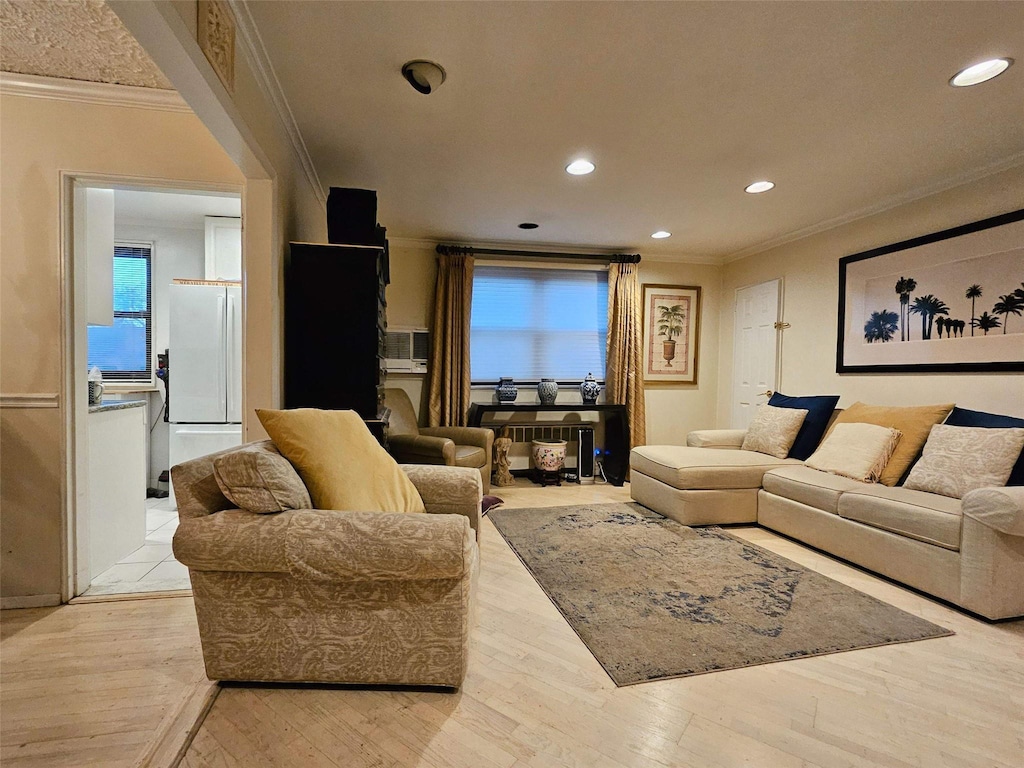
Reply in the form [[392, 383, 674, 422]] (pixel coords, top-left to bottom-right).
[[134, 673, 220, 768], [1, 594, 61, 610]]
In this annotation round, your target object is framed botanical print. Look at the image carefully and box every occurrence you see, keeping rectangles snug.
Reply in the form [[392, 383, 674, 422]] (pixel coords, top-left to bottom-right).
[[837, 209, 1024, 373], [642, 284, 702, 383]]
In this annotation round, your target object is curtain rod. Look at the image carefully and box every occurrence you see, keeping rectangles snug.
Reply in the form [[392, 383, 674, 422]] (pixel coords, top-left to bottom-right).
[[435, 244, 641, 264]]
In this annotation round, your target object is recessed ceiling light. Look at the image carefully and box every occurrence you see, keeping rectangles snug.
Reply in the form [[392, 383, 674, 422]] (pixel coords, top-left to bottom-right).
[[518, 222, 539, 230], [651, 230, 671, 239], [745, 180, 775, 194], [565, 159, 595, 176], [950, 58, 1013, 87]]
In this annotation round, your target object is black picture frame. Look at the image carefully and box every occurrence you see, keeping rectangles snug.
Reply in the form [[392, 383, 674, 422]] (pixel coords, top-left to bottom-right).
[[837, 209, 1024, 374]]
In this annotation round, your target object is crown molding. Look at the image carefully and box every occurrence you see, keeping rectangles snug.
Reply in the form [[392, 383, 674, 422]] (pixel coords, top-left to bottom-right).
[[723, 150, 1024, 264], [0, 71, 189, 112], [226, 0, 326, 206]]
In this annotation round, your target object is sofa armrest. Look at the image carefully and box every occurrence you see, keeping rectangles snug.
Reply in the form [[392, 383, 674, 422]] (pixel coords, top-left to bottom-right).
[[962, 486, 1024, 537], [401, 464, 482, 538], [388, 433, 455, 465], [286, 509, 472, 582], [420, 426, 494, 455], [687, 429, 747, 449]]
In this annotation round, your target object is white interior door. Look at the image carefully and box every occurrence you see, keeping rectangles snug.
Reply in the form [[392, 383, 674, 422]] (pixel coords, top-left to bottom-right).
[[732, 279, 782, 429]]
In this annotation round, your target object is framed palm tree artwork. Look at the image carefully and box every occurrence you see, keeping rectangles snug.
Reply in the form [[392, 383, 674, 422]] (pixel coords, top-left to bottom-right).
[[838, 208, 1024, 373], [642, 284, 702, 383]]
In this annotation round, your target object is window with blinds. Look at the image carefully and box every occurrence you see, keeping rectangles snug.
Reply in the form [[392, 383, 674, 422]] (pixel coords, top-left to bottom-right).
[[470, 265, 608, 383], [87, 244, 153, 382]]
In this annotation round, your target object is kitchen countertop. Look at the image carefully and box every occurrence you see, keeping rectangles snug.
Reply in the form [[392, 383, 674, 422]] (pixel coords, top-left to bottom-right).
[[88, 399, 147, 414]]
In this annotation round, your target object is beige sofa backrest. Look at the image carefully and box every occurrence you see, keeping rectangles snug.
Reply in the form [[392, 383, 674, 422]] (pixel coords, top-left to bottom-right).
[[171, 439, 280, 520]]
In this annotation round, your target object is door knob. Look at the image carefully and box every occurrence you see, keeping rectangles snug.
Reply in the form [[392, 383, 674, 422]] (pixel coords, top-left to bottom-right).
[[760, 390, 774, 398]]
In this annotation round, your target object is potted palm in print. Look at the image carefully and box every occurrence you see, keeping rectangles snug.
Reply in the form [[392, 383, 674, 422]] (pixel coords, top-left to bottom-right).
[[657, 304, 686, 366]]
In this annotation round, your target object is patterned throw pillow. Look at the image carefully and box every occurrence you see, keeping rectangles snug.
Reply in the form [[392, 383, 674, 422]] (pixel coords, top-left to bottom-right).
[[741, 404, 809, 459], [805, 422, 902, 483], [213, 444, 312, 514], [904, 425, 1024, 499]]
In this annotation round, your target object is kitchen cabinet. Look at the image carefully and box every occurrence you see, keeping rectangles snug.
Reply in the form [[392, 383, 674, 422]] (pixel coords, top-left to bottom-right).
[[87, 401, 147, 579], [204, 216, 242, 281], [74, 186, 115, 326]]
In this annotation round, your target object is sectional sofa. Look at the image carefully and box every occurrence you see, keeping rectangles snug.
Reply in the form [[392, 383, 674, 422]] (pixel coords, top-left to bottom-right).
[[630, 427, 1024, 620]]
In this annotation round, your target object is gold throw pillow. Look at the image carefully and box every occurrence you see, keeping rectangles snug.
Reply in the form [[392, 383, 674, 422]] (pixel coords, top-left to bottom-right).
[[826, 402, 954, 486], [256, 408, 425, 514]]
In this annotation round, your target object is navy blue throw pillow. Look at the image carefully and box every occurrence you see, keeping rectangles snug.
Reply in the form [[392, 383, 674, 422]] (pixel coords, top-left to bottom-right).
[[767, 392, 841, 461], [944, 407, 1024, 486]]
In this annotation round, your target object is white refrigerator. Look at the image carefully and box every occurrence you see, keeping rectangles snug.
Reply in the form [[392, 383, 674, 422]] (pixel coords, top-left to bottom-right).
[[168, 283, 243, 497]]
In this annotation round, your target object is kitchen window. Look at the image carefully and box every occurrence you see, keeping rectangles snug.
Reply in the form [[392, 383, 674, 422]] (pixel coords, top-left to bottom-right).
[[470, 264, 608, 383], [87, 244, 153, 383]]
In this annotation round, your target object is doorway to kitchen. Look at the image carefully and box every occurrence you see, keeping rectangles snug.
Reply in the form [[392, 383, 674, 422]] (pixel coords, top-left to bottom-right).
[[66, 175, 242, 598]]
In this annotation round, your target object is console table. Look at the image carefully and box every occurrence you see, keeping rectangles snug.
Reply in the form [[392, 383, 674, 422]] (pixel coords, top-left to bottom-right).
[[467, 403, 630, 486]]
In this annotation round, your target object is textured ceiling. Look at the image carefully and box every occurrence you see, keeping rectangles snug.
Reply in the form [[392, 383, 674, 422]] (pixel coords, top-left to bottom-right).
[[246, 1, 1024, 260], [0, 0, 172, 89]]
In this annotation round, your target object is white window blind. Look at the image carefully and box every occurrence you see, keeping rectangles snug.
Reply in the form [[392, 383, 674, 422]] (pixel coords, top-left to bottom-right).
[[87, 244, 152, 382], [470, 265, 608, 383]]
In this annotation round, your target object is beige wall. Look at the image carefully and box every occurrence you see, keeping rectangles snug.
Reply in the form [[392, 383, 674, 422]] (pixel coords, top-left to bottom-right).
[[718, 164, 1024, 427], [639, 260, 722, 444], [0, 93, 244, 602], [382, 240, 723, 443]]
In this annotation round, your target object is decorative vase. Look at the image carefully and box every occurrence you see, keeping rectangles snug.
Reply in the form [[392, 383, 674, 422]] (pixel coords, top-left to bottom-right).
[[538, 378, 558, 405], [531, 439, 567, 472], [495, 377, 518, 403], [579, 372, 600, 404], [662, 339, 677, 366]]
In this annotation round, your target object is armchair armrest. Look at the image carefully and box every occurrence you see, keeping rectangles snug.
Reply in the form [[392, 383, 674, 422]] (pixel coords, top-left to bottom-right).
[[962, 486, 1024, 537], [388, 433, 455, 465], [687, 429, 747, 449], [420, 426, 494, 455], [401, 464, 482, 539], [286, 509, 473, 582]]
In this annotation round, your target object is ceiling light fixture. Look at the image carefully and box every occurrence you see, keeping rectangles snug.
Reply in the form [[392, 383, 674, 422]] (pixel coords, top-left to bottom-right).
[[950, 58, 1013, 87], [401, 60, 446, 94], [651, 231, 671, 239], [745, 180, 775, 194], [518, 222, 539, 230], [565, 159, 595, 176]]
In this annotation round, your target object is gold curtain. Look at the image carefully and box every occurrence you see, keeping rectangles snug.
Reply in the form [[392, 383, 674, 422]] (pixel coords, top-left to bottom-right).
[[428, 252, 474, 427], [606, 261, 646, 447]]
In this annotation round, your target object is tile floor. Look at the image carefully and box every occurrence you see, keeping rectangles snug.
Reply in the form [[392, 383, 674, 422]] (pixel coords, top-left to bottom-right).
[[83, 497, 191, 596]]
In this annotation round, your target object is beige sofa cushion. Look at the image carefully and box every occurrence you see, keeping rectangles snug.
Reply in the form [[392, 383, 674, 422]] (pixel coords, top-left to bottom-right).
[[762, 466, 867, 515], [741, 405, 808, 458], [904, 425, 1024, 499], [805, 423, 902, 483], [630, 445, 799, 490], [838, 484, 962, 551]]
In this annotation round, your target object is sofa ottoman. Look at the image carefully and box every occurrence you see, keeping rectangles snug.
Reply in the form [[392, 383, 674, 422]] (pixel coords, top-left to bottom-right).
[[630, 442, 801, 525]]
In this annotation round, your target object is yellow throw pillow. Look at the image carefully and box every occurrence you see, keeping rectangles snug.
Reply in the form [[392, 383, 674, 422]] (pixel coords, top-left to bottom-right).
[[256, 408, 425, 514], [827, 402, 954, 486]]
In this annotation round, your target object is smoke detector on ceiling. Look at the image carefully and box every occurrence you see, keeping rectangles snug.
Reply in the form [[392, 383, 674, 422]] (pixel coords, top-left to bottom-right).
[[401, 60, 446, 95]]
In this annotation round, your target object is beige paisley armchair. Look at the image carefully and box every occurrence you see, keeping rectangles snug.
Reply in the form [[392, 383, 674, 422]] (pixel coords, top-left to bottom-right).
[[171, 441, 481, 688]]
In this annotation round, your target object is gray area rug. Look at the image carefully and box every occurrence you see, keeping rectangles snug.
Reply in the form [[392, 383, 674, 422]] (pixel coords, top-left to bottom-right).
[[488, 503, 953, 685]]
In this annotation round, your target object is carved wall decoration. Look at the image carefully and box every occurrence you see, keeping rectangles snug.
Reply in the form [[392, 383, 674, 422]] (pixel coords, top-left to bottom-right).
[[198, 1, 236, 93]]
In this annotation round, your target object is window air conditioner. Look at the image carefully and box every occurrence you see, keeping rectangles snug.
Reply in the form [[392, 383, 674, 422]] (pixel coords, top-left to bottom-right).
[[385, 328, 430, 373]]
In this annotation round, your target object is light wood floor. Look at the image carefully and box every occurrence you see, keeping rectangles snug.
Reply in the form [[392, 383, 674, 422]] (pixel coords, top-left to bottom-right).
[[3, 479, 1023, 767]]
